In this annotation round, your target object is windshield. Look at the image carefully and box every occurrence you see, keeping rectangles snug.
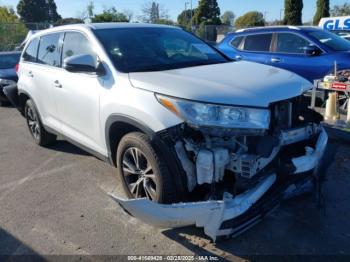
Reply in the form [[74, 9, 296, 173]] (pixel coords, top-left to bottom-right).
[[0, 53, 20, 69], [308, 30, 350, 51], [94, 27, 229, 73]]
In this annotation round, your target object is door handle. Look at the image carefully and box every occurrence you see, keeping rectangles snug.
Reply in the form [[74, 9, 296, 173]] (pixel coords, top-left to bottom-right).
[[235, 55, 243, 60], [271, 57, 281, 63], [54, 80, 62, 88], [28, 71, 34, 77]]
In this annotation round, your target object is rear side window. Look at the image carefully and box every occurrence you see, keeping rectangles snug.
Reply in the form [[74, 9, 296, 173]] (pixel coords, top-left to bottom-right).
[[62, 32, 94, 60], [243, 34, 272, 52], [38, 33, 61, 67], [23, 38, 39, 62], [231, 36, 243, 48], [276, 33, 310, 54]]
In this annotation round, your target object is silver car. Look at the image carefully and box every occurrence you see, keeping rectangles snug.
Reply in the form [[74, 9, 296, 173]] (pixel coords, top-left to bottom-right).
[[8, 23, 327, 241]]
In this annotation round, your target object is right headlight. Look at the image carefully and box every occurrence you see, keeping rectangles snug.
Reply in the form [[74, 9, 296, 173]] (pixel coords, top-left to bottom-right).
[[156, 94, 270, 129]]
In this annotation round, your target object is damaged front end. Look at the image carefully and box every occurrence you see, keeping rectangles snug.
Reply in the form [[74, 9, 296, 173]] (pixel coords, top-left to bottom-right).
[[111, 95, 328, 241]]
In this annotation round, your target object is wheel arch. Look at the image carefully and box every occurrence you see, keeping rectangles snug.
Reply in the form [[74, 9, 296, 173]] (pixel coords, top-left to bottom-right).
[[105, 114, 156, 166]]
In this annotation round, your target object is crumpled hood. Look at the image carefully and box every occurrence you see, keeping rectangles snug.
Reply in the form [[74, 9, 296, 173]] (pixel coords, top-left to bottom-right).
[[129, 61, 312, 108]]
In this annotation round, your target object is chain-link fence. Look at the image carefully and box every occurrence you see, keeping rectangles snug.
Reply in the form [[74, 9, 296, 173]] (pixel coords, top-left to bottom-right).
[[0, 23, 51, 52]]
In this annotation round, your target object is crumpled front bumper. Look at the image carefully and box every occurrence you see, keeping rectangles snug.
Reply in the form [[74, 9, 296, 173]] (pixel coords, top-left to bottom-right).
[[111, 127, 328, 241]]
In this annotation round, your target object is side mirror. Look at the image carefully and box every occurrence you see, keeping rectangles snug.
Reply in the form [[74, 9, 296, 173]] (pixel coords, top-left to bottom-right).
[[63, 54, 105, 75], [303, 45, 321, 56]]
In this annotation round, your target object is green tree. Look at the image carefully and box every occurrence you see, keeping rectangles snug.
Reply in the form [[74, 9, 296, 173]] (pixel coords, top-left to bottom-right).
[[0, 6, 18, 22], [177, 9, 194, 30], [313, 0, 329, 25], [0, 6, 28, 51], [17, 0, 61, 23], [91, 8, 129, 23], [193, 0, 221, 25], [221, 10, 235, 26], [283, 0, 303, 25], [17, 0, 47, 23], [154, 18, 175, 25], [330, 3, 350, 16], [46, 0, 61, 23], [55, 17, 84, 25], [234, 11, 265, 29]]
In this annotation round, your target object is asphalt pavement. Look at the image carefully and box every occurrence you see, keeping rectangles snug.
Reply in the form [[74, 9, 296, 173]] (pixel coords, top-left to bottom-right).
[[0, 105, 350, 260]]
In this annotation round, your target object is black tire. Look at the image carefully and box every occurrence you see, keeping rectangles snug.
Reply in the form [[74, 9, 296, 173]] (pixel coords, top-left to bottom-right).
[[24, 99, 56, 146], [117, 132, 181, 204]]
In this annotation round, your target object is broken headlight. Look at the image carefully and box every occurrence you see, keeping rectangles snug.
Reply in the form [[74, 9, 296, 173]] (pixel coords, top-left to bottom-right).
[[156, 94, 270, 129]]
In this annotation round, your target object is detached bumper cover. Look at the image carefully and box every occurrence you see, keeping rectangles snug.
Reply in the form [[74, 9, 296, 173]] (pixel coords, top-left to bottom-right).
[[111, 174, 276, 241], [111, 128, 328, 241]]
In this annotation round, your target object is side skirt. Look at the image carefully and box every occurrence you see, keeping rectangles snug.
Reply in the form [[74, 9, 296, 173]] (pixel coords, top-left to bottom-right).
[[44, 125, 111, 165]]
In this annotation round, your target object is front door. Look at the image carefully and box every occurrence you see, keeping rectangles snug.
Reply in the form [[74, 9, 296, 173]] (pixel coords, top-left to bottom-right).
[[53, 31, 105, 155]]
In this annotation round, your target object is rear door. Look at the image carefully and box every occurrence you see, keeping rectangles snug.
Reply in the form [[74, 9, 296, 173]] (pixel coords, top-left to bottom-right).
[[53, 31, 105, 155], [269, 32, 326, 81], [238, 33, 273, 65], [35, 32, 63, 131]]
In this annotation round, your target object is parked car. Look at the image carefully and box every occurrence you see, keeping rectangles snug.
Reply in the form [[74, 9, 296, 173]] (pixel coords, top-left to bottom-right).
[[7, 23, 327, 240], [333, 30, 350, 41], [0, 51, 21, 106], [217, 26, 350, 83]]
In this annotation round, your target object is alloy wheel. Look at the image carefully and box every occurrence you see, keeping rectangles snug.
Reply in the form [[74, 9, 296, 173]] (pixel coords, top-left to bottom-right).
[[122, 147, 157, 200], [26, 106, 40, 140]]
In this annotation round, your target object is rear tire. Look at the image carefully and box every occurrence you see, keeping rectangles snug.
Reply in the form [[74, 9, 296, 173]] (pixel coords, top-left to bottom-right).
[[117, 132, 181, 204], [25, 99, 56, 146]]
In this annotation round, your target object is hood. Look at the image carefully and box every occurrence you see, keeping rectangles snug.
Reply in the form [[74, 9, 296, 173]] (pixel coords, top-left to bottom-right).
[[129, 61, 312, 108], [0, 68, 17, 81]]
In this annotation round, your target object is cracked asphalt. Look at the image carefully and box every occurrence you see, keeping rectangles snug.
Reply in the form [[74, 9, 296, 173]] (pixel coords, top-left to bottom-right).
[[0, 105, 350, 260]]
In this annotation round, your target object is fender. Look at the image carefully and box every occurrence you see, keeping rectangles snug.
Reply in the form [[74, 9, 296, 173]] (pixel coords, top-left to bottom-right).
[[105, 114, 188, 198], [105, 114, 157, 165]]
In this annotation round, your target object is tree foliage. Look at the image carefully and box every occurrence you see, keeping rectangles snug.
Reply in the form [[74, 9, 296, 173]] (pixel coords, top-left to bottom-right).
[[221, 11, 235, 26], [91, 7, 129, 23], [235, 11, 265, 29], [177, 9, 194, 30], [313, 0, 329, 25], [193, 0, 221, 25], [283, 0, 303, 25], [17, 0, 61, 23], [330, 3, 350, 16], [55, 17, 84, 25], [0, 6, 17, 22], [0, 6, 28, 51]]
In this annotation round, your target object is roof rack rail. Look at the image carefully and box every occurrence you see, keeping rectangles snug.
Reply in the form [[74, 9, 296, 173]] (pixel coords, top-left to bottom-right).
[[235, 25, 301, 33]]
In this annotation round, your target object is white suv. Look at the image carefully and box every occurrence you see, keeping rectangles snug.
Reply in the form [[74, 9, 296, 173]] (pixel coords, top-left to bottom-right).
[[12, 23, 327, 240]]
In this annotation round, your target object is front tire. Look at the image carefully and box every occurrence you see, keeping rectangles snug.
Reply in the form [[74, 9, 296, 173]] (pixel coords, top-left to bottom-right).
[[25, 99, 56, 146], [117, 132, 181, 204]]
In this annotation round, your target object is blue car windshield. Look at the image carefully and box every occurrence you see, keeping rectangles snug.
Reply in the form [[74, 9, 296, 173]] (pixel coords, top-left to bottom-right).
[[0, 54, 20, 69], [308, 30, 350, 51], [94, 27, 229, 73]]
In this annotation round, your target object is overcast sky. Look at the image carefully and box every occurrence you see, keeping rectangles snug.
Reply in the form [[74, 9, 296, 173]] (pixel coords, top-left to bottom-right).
[[0, 0, 347, 22]]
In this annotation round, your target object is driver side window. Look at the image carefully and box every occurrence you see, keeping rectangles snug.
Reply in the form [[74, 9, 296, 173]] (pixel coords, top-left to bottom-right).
[[62, 32, 94, 61], [275, 33, 311, 54]]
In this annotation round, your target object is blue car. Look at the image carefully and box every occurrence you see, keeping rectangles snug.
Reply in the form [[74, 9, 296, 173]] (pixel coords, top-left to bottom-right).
[[0, 51, 21, 106], [217, 26, 350, 82]]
